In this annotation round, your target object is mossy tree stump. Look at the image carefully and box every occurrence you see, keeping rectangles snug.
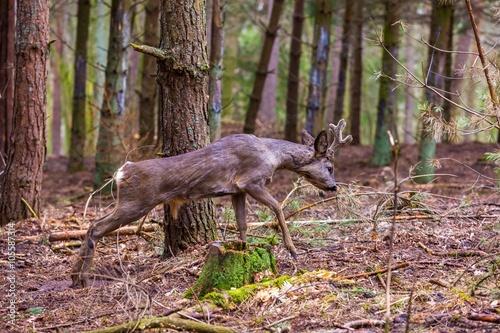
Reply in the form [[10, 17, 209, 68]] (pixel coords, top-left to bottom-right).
[[186, 241, 278, 298]]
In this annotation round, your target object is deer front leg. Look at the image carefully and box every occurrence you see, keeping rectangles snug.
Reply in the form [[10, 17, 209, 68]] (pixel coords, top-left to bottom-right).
[[231, 193, 247, 241], [243, 184, 297, 259]]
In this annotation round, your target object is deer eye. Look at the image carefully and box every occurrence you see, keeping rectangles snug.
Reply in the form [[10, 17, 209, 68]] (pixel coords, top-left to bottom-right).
[[327, 166, 333, 174]]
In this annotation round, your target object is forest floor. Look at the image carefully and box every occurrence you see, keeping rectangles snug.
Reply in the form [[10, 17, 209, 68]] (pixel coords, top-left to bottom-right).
[[2, 139, 500, 333]]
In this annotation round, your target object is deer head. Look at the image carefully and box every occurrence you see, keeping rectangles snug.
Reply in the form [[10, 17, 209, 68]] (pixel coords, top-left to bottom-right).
[[298, 119, 353, 191]]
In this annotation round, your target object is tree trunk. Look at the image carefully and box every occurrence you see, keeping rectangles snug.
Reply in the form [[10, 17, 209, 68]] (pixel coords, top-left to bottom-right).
[[0, 0, 15, 159], [208, 0, 225, 142], [326, 22, 343, 124], [139, 0, 160, 146], [221, 24, 238, 120], [284, 0, 305, 143], [49, 5, 65, 157], [0, 0, 49, 225], [332, 0, 352, 123], [158, 0, 216, 257], [442, 5, 454, 133], [89, 0, 109, 151], [94, 0, 131, 187], [370, 0, 401, 167], [415, 0, 453, 183], [257, 0, 279, 129], [404, 38, 416, 144], [68, 0, 91, 172], [348, 0, 363, 145], [450, 0, 482, 143], [305, 0, 333, 136], [243, 0, 285, 134]]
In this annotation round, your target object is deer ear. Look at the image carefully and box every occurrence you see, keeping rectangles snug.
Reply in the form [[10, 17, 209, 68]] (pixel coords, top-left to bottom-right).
[[314, 130, 328, 156], [301, 129, 315, 146]]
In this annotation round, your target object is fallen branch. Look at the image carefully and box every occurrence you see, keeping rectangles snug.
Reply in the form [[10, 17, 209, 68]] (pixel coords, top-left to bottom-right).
[[48, 224, 158, 242], [51, 241, 82, 251], [83, 316, 236, 333], [243, 214, 500, 229], [467, 312, 500, 324], [425, 313, 491, 329], [11, 224, 159, 243], [344, 318, 385, 329], [418, 242, 488, 257], [342, 262, 410, 280]]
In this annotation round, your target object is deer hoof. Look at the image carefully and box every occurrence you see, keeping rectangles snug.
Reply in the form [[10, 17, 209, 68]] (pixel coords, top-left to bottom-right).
[[290, 251, 298, 260]]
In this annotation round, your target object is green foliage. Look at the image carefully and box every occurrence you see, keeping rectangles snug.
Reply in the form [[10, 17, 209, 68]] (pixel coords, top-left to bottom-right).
[[484, 150, 500, 188]]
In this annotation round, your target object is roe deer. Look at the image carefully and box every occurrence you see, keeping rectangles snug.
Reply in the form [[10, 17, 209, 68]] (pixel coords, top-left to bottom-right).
[[71, 119, 352, 288]]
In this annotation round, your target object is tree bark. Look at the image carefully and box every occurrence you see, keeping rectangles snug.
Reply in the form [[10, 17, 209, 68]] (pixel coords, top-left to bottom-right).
[[305, 0, 333, 136], [94, 0, 131, 187], [258, 0, 279, 129], [404, 37, 416, 144], [158, 0, 216, 257], [415, 0, 453, 183], [0, 0, 15, 159], [284, 0, 305, 143], [221, 22, 237, 121], [243, 0, 285, 134], [0, 0, 49, 225], [68, 0, 91, 172], [139, 0, 160, 146], [348, 0, 363, 145], [332, 0, 352, 123], [208, 0, 225, 142], [49, 3, 66, 157], [370, 0, 401, 167]]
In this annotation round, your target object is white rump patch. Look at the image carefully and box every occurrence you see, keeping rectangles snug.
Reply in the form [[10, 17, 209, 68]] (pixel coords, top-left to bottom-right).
[[115, 162, 132, 183]]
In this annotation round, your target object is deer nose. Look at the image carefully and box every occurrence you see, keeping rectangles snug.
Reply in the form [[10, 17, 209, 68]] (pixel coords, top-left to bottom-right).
[[329, 185, 337, 192]]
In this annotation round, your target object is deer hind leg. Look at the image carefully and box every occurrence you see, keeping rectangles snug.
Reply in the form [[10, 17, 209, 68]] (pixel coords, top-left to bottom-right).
[[71, 203, 154, 288], [243, 184, 297, 259], [231, 193, 247, 241]]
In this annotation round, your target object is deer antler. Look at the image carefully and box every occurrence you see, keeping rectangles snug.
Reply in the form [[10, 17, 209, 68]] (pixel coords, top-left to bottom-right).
[[327, 119, 353, 158]]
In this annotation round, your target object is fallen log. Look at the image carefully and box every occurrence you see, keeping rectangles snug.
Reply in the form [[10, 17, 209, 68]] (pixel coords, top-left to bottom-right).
[[50, 224, 158, 242], [83, 315, 236, 333], [12, 224, 159, 243], [467, 312, 500, 324]]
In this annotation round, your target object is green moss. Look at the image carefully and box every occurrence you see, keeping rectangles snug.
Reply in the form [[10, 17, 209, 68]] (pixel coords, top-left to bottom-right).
[[185, 242, 278, 299], [201, 275, 291, 309]]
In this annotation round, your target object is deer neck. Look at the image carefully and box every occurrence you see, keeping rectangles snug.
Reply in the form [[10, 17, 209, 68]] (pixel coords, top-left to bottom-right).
[[263, 138, 314, 172]]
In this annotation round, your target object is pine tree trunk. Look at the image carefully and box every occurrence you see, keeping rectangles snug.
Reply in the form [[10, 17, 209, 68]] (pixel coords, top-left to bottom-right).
[[158, 0, 216, 257], [0, 0, 49, 225], [49, 2, 66, 157], [415, 0, 453, 183], [404, 37, 416, 144], [0, 0, 15, 158], [326, 22, 343, 124], [208, 0, 225, 142], [305, 0, 332, 135], [94, 0, 131, 187], [139, 0, 160, 146], [68, 0, 91, 172], [221, 25, 238, 120], [243, 0, 285, 134], [285, 0, 305, 143], [370, 0, 401, 167], [257, 0, 279, 129], [332, 0, 352, 123], [89, 0, 109, 150], [348, 0, 363, 145]]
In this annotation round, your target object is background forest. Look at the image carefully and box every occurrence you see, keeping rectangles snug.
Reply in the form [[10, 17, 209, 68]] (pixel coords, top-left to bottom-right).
[[1, 0, 500, 332]]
